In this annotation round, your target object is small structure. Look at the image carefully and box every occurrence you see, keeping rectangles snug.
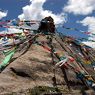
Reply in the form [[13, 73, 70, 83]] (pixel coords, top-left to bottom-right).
[[38, 16, 55, 34]]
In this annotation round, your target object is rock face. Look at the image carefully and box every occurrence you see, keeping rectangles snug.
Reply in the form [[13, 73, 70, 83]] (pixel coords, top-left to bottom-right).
[[0, 34, 95, 95]]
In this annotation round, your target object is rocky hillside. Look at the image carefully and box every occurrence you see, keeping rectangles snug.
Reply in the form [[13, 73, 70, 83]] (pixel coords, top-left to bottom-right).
[[0, 33, 95, 95]]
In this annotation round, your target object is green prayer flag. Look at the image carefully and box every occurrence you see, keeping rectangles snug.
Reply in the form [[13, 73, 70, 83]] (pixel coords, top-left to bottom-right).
[[0, 48, 16, 69], [3, 49, 14, 56]]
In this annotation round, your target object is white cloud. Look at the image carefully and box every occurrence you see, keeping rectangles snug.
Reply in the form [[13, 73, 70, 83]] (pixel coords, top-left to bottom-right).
[[18, 0, 67, 25], [64, 0, 95, 15], [0, 10, 7, 19], [79, 16, 95, 34], [79, 16, 95, 48], [7, 28, 23, 34], [83, 41, 95, 48], [0, 28, 23, 34]]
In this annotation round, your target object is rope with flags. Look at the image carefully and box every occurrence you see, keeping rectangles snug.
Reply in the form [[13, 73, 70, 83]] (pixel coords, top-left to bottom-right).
[[0, 16, 95, 90]]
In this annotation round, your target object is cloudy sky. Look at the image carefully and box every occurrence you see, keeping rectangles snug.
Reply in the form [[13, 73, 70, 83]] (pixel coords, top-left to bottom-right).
[[0, 0, 95, 48]]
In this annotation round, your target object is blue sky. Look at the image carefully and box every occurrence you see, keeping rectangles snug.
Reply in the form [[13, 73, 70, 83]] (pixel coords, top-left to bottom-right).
[[0, 0, 95, 47], [0, 0, 30, 19]]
